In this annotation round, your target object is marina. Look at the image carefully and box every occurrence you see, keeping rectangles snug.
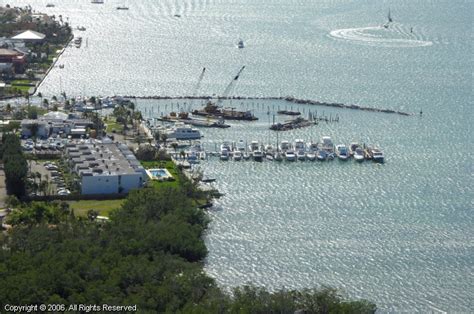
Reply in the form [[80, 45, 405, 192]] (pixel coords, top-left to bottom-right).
[[30, 0, 473, 311]]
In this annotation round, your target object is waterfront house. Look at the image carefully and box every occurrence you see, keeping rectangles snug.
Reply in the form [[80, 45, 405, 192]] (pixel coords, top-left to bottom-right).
[[11, 30, 46, 43], [0, 48, 26, 73]]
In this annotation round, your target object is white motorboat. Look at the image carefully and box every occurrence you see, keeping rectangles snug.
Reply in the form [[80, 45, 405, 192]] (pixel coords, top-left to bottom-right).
[[248, 140, 260, 153], [306, 151, 316, 161], [253, 150, 263, 162], [349, 142, 360, 156], [166, 123, 201, 140], [297, 150, 306, 161], [354, 147, 365, 162], [285, 150, 296, 161], [321, 136, 334, 153], [220, 141, 232, 152], [233, 150, 242, 161], [294, 139, 305, 151], [370, 148, 385, 163], [336, 144, 349, 160], [306, 142, 318, 161], [220, 149, 229, 161], [279, 140, 291, 152], [316, 149, 327, 161], [187, 151, 199, 164], [236, 139, 246, 152]]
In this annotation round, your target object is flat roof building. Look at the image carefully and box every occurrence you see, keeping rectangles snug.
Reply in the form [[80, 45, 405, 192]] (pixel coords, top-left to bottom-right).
[[65, 140, 147, 195]]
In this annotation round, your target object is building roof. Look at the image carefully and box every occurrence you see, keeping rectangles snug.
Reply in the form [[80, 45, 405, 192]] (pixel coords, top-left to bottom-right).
[[11, 30, 46, 41], [43, 111, 68, 120], [0, 48, 20, 56]]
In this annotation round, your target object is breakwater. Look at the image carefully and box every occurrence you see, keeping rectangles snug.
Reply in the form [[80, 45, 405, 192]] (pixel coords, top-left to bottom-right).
[[123, 95, 413, 116]]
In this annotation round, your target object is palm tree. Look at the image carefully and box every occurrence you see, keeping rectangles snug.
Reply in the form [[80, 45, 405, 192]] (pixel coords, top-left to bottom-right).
[[39, 180, 48, 196]]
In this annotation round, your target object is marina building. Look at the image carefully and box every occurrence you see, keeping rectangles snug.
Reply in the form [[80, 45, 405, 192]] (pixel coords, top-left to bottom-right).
[[65, 140, 148, 195], [21, 111, 93, 138]]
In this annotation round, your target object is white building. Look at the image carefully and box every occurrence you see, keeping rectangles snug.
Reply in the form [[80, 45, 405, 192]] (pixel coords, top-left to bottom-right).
[[65, 140, 147, 195], [21, 111, 93, 138]]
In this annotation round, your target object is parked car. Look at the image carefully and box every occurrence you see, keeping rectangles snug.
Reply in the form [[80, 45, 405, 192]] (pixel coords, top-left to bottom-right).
[[57, 189, 71, 196]]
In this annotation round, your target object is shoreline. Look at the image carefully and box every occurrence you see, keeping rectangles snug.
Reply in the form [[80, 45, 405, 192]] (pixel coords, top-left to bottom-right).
[[32, 34, 74, 96]]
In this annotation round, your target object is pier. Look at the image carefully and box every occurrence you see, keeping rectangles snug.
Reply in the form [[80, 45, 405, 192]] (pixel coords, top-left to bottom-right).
[[122, 95, 414, 116]]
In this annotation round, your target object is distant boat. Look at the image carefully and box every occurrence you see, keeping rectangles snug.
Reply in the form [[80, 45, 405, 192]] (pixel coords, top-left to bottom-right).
[[76, 26, 86, 31], [91, 0, 104, 4], [237, 39, 244, 49], [46, 3, 55, 7], [116, 6, 129, 10], [383, 8, 393, 28], [174, 14, 181, 18]]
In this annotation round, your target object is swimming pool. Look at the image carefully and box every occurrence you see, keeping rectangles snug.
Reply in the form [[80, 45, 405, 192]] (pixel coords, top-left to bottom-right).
[[146, 168, 172, 180]]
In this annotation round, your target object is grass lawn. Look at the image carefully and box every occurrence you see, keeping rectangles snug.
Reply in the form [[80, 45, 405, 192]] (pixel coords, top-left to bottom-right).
[[11, 79, 32, 85], [105, 119, 124, 133], [10, 85, 31, 93], [141, 160, 181, 189], [68, 199, 125, 217]]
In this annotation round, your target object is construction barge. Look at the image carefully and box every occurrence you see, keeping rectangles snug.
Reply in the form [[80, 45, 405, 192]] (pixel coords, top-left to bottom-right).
[[270, 117, 316, 131], [157, 111, 231, 128], [277, 110, 301, 116], [192, 102, 258, 121]]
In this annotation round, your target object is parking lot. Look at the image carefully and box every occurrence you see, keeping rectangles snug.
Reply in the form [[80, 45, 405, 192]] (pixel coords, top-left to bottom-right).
[[29, 160, 71, 196]]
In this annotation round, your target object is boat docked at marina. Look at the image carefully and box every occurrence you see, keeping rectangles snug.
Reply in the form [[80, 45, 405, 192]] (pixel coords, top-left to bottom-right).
[[166, 123, 201, 140], [285, 149, 296, 161], [369, 148, 385, 163], [220, 148, 230, 161], [336, 144, 349, 160], [353, 147, 365, 162], [253, 150, 264, 162], [279, 140, 291, 152], [321, 136, 334, 153], [274, 151, 283, 161], [296, 149, 306, 161], [317, 149, 327, 161], [233, 150, 242, 161], [236, 139, 246, 152]]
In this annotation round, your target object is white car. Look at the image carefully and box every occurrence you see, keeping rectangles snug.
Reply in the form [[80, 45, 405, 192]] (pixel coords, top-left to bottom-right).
[[57, 189, 70, 196]]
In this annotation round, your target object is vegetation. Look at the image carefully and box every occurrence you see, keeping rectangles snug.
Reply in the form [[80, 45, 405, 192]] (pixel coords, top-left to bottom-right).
[[0, 133, 27, 197], [67, 199, 125, 217], [0, 181, 376, 312]]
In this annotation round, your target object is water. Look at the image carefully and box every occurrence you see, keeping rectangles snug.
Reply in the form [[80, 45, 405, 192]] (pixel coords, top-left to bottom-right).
[[3, 0, 473, 311]]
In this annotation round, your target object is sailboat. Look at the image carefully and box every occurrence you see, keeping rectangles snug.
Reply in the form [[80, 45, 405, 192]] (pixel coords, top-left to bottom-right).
[[383, 8, 393, 28]]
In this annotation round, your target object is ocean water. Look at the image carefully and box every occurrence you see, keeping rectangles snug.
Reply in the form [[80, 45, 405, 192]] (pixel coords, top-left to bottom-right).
[[3, 0, 472, 311]]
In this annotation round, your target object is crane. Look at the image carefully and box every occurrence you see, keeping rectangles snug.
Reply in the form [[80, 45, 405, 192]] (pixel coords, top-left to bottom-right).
[[192, 67, 206, 97], [217, 66, 245, 105]]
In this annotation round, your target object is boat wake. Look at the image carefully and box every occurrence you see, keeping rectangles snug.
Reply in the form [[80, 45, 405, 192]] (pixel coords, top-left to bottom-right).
[[329, 25, 433, 48]]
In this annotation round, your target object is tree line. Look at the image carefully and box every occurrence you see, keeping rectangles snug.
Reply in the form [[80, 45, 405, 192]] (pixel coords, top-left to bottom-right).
[[0, 133, 27, 198], [0, 176, 376, 313]]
